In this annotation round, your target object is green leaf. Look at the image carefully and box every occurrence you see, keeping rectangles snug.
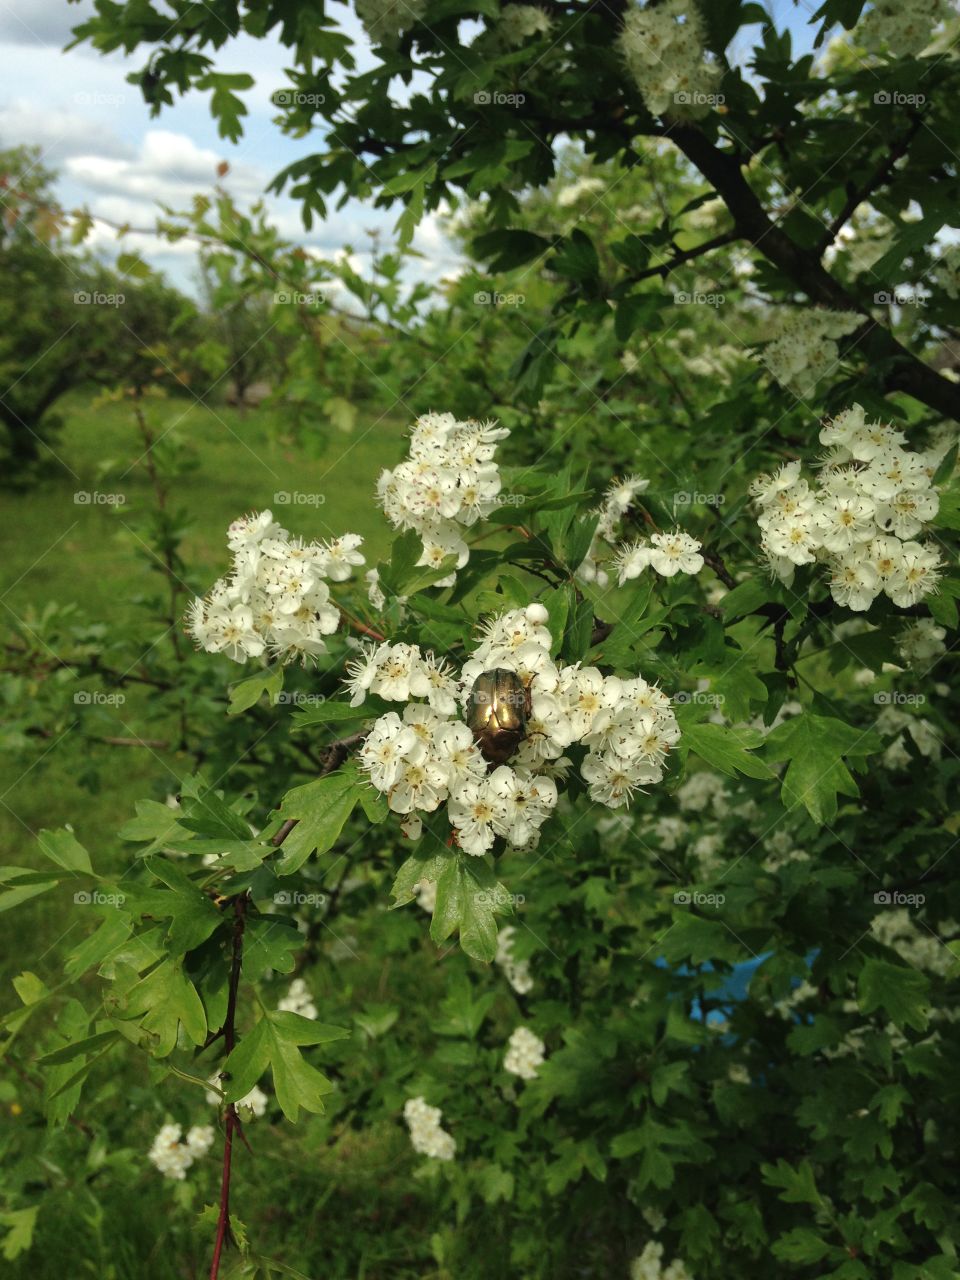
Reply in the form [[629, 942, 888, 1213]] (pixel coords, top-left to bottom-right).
[[275, 773, 363, 874], [227, 668, 283, 715], [0, 1207, 39, 1262], [771, 1228, 832, 1264], [37, 827, 92, 875], [764, 713, 880, 824], [430, 855, 508, 962], [120, 957, 207, 1056], [858, 957, 930, 1032], [472, 228, 554, 271], [762, 1158, 821, 1205], [222, 1009, 339, 1122], [679, 720, 772, 780]]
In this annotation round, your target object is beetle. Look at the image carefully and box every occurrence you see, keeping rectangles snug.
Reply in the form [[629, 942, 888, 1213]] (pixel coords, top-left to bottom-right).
[[467, 667, 530, 765]]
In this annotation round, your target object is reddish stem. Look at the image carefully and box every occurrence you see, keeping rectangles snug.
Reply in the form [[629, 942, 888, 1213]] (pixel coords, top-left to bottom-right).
[[210, 894, 247, 1280]]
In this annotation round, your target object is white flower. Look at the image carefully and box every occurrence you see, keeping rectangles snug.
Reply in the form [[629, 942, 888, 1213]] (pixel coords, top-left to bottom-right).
[[858, 0, 953, 56], [760, 309, 862, 398], [829, 555, 880, 611], [495, 925, 534, 993], [188, 511, 363, 664], [148, 1122, 214, 1180], [354, 0, 426, 45], [897, 618, 946, 668], [619, 0, 722, 121], [376, 413, 509, 585], [278, 977, 318, 1021], [504, 1026, 546, 1080], [647, 530, 705, 576], [403, 1096, 456, 1161], [359, 712, 419, 790]]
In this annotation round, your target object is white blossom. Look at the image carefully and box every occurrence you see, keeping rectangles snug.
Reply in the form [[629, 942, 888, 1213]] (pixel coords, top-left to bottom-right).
[[403, 1096, 456, 1160], [186, 510, 363, 664], [619, 0, 722, 121], [752, 407, 943, 612], [377, 412, 509, 585], [503, 1025, 546, 1080], [278, 977, 318, 1020], [148, 1122, 215, 1181], [759, 309, 862, 398]]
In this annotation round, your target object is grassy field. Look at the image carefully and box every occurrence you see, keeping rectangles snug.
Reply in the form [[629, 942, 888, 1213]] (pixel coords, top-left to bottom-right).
[[0, 388, 406, 918]]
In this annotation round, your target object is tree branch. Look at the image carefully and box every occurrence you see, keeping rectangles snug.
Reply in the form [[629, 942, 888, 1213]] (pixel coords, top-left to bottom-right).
[[666, 124, 960, 423]]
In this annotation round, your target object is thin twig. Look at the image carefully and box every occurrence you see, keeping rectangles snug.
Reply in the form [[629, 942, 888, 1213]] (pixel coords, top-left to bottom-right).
[[210, 894, 248, 1280]]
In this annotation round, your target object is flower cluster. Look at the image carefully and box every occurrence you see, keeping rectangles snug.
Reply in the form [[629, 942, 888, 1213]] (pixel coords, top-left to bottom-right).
[[577, 474, 650, 586], [186, 510, 364, 664], [278, 977, 319, 1020], [630, 1242, 694, 1280], [615, 530, 704, 584], [504, 1026, 546, 1080], [752, 406, 944, 610], [403, 1096, 456, 1161], [354, 0, 425, 45], [872, 907, 957, 976], [876, 705, 942, 769], [206, 1075, 269, 1118], [897, 617, 947, 668], [496, 4, 552, 45], [619, 0, 722, 120], [354, 605, 680, 858], [147, 1122, 215, 1180], [760, 309, 862, 398], [495, 925, 533, 993], [376, 412, 510, 586], [859, 0, 953, 55], [556, 175, 606, 208]]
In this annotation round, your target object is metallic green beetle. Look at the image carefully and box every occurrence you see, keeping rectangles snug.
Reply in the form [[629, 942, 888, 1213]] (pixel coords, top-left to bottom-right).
[[467, 667, 530, 765]]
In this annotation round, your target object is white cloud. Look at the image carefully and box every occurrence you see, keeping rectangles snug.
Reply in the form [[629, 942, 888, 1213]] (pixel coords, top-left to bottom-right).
[[0, 0, 96, 47], [0, 99, 134, 163]]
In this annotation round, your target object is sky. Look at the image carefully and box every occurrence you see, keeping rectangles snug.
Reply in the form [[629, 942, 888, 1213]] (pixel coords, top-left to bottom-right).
[[0, 0, 821, 297]]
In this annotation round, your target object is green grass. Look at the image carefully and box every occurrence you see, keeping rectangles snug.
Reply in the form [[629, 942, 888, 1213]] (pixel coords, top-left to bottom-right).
[[0, 390, 407, 941]]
